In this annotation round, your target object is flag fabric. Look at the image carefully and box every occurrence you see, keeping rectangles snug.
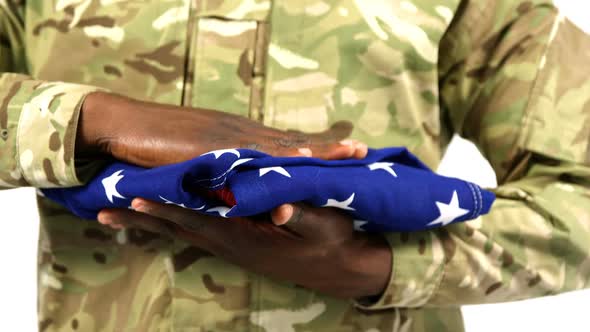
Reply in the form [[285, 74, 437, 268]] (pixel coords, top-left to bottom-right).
[[42, 147, 495, 232]]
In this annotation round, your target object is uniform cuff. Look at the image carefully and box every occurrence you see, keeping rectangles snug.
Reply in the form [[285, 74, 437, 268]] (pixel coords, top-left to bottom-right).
[[355, 231, 446, 309], [14, 81, 103, 187]]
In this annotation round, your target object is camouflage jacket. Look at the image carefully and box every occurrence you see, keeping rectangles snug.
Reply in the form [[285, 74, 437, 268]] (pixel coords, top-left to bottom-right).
[[1, 0, 590, 331]]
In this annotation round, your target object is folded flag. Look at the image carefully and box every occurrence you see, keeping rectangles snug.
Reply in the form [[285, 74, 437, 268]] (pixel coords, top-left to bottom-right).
[[42, 147, 495, 232]]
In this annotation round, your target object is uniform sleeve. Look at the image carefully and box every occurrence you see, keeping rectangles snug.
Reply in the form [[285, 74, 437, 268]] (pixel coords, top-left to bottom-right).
[[0, 2, 104, 189], [357, 0, 590, 309]]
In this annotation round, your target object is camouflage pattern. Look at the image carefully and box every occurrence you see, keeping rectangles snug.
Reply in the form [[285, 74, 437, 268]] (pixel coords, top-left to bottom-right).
[[1, 0, 589, 331]]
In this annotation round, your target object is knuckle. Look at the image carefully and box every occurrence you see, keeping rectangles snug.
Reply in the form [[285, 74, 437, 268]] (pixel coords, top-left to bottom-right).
[[273, 134, 311, 148], [288, 206, 305, 224], [180, 219, 207, 233], [241, 142, 261, 150]]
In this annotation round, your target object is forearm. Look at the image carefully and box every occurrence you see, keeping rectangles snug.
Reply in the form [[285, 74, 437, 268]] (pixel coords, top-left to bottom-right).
[[181, 222, 393, 300], [430, 164, 590, 306], [363, 0, 590, 310], [357, 160, 590, 309], [76, 91, 231, 166], [76, 91, 252, 167]]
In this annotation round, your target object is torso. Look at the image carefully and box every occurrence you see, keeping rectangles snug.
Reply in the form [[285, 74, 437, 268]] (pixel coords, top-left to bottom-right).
[[31, 1, 464, 331]]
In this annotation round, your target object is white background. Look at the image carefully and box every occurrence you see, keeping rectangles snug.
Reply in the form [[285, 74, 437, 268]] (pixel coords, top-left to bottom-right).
[[0, 2, 588, 331]]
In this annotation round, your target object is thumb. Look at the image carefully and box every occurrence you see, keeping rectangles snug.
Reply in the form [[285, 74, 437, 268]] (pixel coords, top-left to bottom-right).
[[271, 204, 297, 226], [271, 204, 317, 239], [271, 203, 353, 242]]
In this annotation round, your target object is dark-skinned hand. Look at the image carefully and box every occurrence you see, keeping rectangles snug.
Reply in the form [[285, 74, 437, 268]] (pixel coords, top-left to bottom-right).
[[76, 91, 368, 167], [77, 92, 382, 299], [97, 199, 392, 300]]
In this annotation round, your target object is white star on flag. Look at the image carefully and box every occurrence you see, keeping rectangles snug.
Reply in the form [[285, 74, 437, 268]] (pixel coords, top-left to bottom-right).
[[368, 162, 397, 177], [206, 206, 233, 218], [427, 191, 470, 227], [259, 167, 291, 178], [323, 193, 356, 211], [201, 149, 240, 159], [102, 170, 126, 203], [229, 158, 253, 171], [159, 196, 205, 210]]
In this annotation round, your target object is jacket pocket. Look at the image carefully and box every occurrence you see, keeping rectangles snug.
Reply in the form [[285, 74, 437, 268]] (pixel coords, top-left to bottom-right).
[[185, 16, 269, 120]]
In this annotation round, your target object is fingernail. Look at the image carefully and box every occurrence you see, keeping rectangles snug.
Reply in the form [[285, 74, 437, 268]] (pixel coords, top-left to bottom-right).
[[274, 204, 294, 226], [340, 139, 354, 146], [297, 148, 312, 157], [356, 142, 368, 154], [97, 212, 112, 225], [131, 198, 145, 211], [282, 204, 294, 222]]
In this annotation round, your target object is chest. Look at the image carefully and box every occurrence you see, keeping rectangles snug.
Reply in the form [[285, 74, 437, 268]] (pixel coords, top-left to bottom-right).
[[25, 0, 459, 166]]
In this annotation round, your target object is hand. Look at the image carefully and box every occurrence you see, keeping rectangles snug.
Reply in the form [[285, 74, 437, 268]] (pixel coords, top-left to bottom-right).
[[76, 92, 368, 167], [97, 199, 392, 299]]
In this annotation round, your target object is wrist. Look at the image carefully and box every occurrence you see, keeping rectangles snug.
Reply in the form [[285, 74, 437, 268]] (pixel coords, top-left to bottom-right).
[[76, 91, 145, 158], [357, 234, 393, 298], [333, 233, 392, 299], [76, 91, 114, 157]]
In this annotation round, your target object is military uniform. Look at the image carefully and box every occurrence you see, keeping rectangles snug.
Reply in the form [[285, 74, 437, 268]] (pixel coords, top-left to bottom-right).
[[1, 0, 590, 331]]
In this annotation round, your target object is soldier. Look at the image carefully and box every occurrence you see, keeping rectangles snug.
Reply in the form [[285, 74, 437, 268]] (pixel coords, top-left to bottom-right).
[[1, 0, 589, 331]]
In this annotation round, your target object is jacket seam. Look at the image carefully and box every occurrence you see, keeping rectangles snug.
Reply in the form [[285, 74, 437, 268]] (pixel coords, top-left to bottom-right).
[[515, 6, 560, 156]]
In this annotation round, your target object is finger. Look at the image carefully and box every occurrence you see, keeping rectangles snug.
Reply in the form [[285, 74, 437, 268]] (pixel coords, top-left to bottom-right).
[[297, 148, 313, 157], [270, 204, 295, 226], [322, 121, 368, 159], [281, 147, 313, 158], [353, 141, 369, 159], [97, 214, 125, 230], [308, 121, 355, 160], [276, 143, 360, 160], [98, 208, 177, 237], [312, 140, 368, 160], [132, 198, 284, 258], [270, 204, 319, 240], [97, 214, 112, 226], [271, 204, 355, 242], [131, 198, 228, 236], [316, 121, 354, 141]]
